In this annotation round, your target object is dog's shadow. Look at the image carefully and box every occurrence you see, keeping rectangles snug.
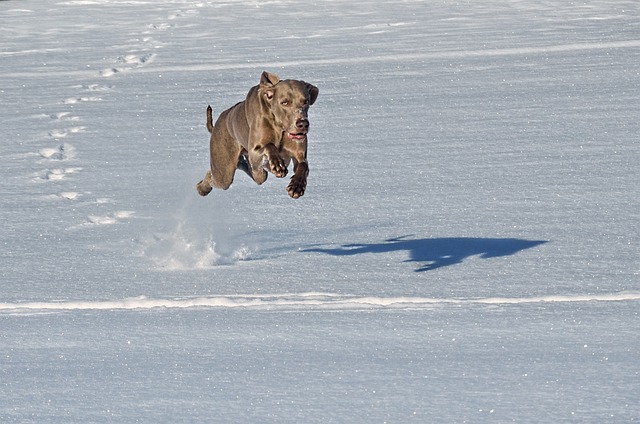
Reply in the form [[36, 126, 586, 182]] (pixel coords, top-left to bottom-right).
[[303, 236, 547, 272]]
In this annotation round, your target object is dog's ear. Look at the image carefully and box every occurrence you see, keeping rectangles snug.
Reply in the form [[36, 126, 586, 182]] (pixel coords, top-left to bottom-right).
[[307, 83, 319, 105], [261, 71, 280, 86], [260, 71, 280, 100]]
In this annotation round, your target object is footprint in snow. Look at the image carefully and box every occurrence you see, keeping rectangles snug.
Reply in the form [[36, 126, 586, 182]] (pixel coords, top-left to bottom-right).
[[168, 9, 199, 20], [99, 68, 119, 77], [33, 167, 83, 182], [43, 191, 81, 201], [60, 192, 81, 200], [120, 53, 155, 65], [78, 83, 113, 92], [100, 53, 156, 77], [47, 126, 85, 139], [48, 129, 69, 138], [78, 211, 136, 227], [146, 23, 172, 31], [39, 143, 77, 161], [49, 111, 80, 122], [64, 96, 102, 104]]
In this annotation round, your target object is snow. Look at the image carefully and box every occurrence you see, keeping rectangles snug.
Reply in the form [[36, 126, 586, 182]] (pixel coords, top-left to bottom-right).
[[1, 0, 639, 422]]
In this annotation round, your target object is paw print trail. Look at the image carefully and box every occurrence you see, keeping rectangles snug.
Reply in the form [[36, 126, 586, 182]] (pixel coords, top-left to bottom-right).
[[20, 2, 204, 235]]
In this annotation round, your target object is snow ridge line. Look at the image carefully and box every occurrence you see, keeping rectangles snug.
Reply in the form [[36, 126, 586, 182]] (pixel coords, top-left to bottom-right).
[[140, 39, 640, 74], [1, 292, 640, 313], [6, 39, 640, 79]]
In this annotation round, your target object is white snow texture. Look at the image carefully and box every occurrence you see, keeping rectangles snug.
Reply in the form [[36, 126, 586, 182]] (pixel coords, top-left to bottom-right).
[[1, 0, 639, 422]]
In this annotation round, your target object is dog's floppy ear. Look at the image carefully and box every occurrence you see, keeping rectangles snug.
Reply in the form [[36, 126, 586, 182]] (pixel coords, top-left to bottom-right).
[[307, 83, 319, 105], [260, 71, 280, 100]]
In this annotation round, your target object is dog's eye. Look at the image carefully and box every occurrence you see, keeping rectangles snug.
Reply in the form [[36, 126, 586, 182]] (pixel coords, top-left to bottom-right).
[[281, 100, 290, 106]]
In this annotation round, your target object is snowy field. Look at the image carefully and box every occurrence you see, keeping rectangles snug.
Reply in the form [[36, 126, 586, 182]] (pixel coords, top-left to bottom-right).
[[1, 0, 639, 422]]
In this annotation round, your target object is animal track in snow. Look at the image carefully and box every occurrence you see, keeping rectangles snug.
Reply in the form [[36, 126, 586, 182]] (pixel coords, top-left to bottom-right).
[[48, 129, 69, 138], [39, 143, 77, 161], [36, 21, 155, 230], [99, 68, 119, 77], [66, 207, 135, 230], [77, 83, 113, 92], [64, 96, 102, 104], [41, 191, 82, 202], [49, 111, 80, 122], [100, 53, 156, 77], [168, 9, 199, 20], [29, 58, 137, 231], [146, 23, 173, 31], [119, 53, 155, 65], [47, 126, 85, 139], [60, 191, 81, 200], [34, 167, 83, 182], [84, 211, 135, 227]]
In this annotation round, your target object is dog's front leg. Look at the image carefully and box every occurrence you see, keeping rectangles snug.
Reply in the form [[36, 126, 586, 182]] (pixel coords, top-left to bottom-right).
[[287, 160, 308, 199], [281, 137, 308, 198], [262, 143, 288, 178], [284, 139, 309, 198], [248, 143, 288, 184]]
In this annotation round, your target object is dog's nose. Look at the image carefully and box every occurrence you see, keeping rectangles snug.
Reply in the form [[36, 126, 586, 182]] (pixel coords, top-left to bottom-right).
[[296, 119, 309, 132]]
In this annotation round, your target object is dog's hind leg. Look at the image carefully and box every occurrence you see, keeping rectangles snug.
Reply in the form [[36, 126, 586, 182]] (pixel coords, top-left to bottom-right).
[[196, 171, 214, 196], [196, 143, 241, 196], [197, 150, 239, 195], [236, 149, 252, 178]]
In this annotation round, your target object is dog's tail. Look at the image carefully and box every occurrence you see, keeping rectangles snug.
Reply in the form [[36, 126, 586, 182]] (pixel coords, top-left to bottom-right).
[[206, 105, 214, 134]]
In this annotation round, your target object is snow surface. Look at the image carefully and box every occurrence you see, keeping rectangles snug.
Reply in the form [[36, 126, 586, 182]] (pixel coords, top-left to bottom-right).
[[1, 0, 639, 422]]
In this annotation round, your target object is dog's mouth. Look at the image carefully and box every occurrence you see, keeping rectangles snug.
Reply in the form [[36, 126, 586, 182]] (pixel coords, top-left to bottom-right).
[[286, 131, 307, 140]]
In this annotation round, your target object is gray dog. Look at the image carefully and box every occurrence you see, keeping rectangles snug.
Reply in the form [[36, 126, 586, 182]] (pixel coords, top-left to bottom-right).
[[197, 71, 319, 199]]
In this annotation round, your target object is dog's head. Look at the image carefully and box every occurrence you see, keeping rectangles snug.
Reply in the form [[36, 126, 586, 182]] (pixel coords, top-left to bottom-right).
[[259, 71, 319, 141]]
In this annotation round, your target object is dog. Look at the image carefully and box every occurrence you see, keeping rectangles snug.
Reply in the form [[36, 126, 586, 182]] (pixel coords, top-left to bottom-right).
[[197, 71, 319, 199]]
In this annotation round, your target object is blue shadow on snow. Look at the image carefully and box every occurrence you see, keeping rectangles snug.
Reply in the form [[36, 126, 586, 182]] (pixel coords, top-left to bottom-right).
[[303, 236, 547, 272]]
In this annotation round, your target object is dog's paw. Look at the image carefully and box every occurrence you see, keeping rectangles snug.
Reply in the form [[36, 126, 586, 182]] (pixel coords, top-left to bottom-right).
[[196, 179, 212, 196], [287, 178, 306, 199], [269, 157, 288, 178]]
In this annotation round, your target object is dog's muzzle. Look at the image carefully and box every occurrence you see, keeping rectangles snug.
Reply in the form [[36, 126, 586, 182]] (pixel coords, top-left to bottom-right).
[[287, 118, 309, 140]]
